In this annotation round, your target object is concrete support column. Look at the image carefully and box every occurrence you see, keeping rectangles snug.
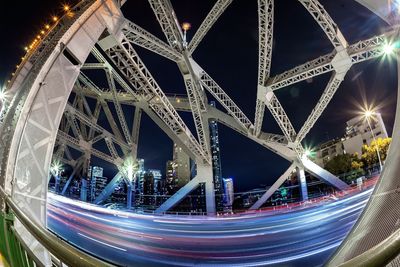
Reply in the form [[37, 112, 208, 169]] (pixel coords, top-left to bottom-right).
[[54, 175, 60, 194], [80, 179, 87, 202], [126, 179, 135, 209], [197, 164, 216, 215], [297, 167, 308, 201]]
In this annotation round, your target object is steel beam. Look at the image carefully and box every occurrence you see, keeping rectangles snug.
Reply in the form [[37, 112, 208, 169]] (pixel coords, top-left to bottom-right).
[[105, 69, 132, 144], [155, 164, 215, 214], [267, 30, 395, 91], [188, 0, 233, 54], [254, 0, 274, 136], [103, 33, 209, 163], [301, 156, 349, 190], [94, 172, 123, 204], [122, 19, 182, 62], [199, 71, 253, 130], [250, 163, 296, 210], [148, 0, 184, 50], [265, 90, 297, 142], [298, 0, 348, 50]]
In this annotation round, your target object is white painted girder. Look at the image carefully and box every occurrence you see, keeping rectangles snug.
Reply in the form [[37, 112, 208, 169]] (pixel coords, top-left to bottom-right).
[[257, 0, 274, 86], [75, 86, 291, 155], [130, 107, 142, 159], [77, 97, 88, 140], [188, 0, 233, 54], [199, 71, 253, 130], [122, 19, 182, 62], [267, 30, 395, 90], [66, 114, 83, 140], [184, 78, 211, 157], [105, 137, 120, 160], [131, 107, 142, 145], [267, 53, 335, 90], [295, 73, 344, 143], [254, 0, 274, 136], [88, 100, 102, 141], [265, 90, 297, 142], [148, 0, 184, 50], [298, 0, 348, 50], [105, 69, 133, 144], [64, 104, 130, 151], [250, 163, 297, 210], [91, 47, 143, 100], [56, 131, 118, 165], [105, 35, 209, 163]]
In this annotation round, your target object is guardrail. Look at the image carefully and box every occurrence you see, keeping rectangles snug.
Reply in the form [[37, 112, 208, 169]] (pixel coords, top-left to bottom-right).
[[0, 186, 110, 267], [328, 227, 400, 267]]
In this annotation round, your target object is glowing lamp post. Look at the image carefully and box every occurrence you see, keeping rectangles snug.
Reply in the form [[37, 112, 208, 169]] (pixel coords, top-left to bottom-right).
[[364, 110, 383, 172], [125, 161, 138, 209], [383, 43, 395, 55], [50, 162, 62, 193], [182, 22, 191, 48]]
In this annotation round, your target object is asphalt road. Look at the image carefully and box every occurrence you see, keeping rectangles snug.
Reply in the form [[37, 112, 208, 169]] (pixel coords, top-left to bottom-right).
[[47, 188, 372, 266]]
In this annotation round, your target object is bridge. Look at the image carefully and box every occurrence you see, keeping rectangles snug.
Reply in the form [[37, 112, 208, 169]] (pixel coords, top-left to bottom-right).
[[0, 0, 399, 266]]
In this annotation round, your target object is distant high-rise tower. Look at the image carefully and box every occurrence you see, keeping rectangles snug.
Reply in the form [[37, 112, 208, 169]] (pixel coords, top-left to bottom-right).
[[136, 158, 145, 196], [89, 166, 103, 202], [173, 143, 190, 188], [210, 101, 224, 211], [165, 160, 176, 195], [223, 178, 234, 212], [141, 171, 155, 209], [149, 169, 162, 195]]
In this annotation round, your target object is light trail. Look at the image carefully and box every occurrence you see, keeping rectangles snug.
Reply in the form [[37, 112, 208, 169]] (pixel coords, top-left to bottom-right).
[[47, 184, 375, 266], [77, 233, 127, 252]]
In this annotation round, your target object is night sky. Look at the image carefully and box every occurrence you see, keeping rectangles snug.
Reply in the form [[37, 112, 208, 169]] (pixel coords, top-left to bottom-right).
[[0, 0, 397, 192]]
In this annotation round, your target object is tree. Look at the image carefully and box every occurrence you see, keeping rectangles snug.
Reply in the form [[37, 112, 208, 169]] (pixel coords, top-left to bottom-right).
[[361, 137, 392, 167], [325, 154, 357, 175]]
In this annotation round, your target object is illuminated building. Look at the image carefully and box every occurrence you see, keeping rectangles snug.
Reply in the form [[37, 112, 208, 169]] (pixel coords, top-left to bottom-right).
[[343, 113, 388, 156], [89, 166, 103, 202], [141, 171, 155, 209], [209, 101, 224, 212], [173, 143, 190, 188], [165, 160, 176, 195]]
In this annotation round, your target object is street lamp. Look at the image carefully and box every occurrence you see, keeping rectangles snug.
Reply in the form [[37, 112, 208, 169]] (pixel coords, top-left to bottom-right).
[[364, 110, 383, 172], [50, 161, 62, 193], [383, 43, 395, 55]]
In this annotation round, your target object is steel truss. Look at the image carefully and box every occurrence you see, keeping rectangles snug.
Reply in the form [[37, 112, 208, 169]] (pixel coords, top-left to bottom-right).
[[254, 0, 274, 136], [47, 0, 395, 213]]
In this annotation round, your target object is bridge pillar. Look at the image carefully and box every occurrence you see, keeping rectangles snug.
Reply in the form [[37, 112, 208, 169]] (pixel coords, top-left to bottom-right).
[[80, 179, 88, 202], [297, 167, 308, 201], [155, 162, 215, 215], [198, 164, 216, 215], [54, 175, 60, 194], [126, 179, 134, 209]]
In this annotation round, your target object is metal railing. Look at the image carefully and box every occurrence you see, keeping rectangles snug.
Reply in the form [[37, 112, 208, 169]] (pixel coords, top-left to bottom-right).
[[329, 227, 400, 267], [0, 186, 110, 267]]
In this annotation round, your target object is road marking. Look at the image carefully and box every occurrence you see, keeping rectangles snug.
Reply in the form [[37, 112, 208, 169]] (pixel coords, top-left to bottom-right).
[[78, 232, 127, 251]]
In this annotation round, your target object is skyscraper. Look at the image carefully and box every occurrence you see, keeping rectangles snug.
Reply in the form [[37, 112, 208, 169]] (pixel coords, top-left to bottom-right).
[[89, 166, 103, 202], [149, 169, 162, 195], [165, 160, 176, 195], [141, 171, 155, 209], [136, 158, 145, 195], [209, 101, 224, 211], [173, 143, 191, 188]]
